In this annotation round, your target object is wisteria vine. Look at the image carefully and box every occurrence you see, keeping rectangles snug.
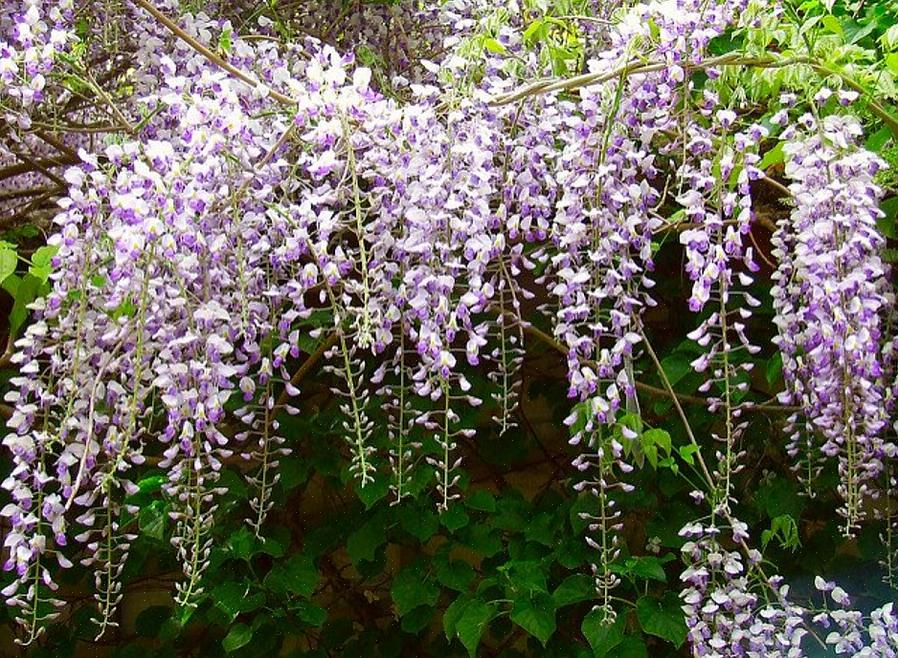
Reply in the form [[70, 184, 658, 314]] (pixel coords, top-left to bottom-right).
[[0, 0, 896, 654]]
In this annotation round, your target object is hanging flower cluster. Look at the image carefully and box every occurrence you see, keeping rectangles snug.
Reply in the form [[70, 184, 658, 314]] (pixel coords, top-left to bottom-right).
[[679, 521, 808, 656], [0, 0, 73, 107], [771, 103, 894, 535]]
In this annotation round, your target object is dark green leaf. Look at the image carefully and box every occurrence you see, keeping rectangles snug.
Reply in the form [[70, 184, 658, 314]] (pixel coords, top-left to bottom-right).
[[440, 505, 470, 532], [766, 352, 784, 387], [134, 606, 171, 638], [226, 527, 257, 561], [138, 501, 168, 540], [266, 555, 318, 597], [355, 472, 389, 509], [660, 352, 692, 388], [391, 566, 439, 617], [213, 582, 264, 623], [582, 608, 624, 657], [10, 274, 40, 336], [294, 600, 327, 627], [879, 197, 898, 239], [346, 518, 386, 564], [278, 457, 310, 490], [510, 594, 556, 647], [627, 556, 668, 582], [636, 593, 687, 647], [222, 623, 253, 653], [500, 560, 548, 595], [444, 594, 473, 640], [617, 635, 649, 658], [398, 505, 439, 542], [436, 557, 475, 592], [400, 605, 433, 634], [456, 600, 494, 657], [552, 574, 595, 607], [755, 476, 805, 520], [466, 489, 496, 512]]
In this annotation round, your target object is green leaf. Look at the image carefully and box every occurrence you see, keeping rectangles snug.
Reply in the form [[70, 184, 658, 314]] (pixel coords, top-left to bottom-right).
[[0, 247, 17, 285], [821, 14, 843, 37], [265, 555, 318, 597], [213, 582, 265, 623], [464, 524, 503, 557], [133, 474, 166, 496], [678, 444, 699, 466], [660, 352, 692, 388], [844, 17, 878, 44], [617, 635, 649, 658], [28, 245, 57, 283], [886, 53, 898, 75], [218, 27, 233, 54], [134, 605, 171, 638], [226, 527, 257, 561], [346, 517, 386, 564], [398, 505, 439, 542], [582, 608, 624, 657], [440, 505, 470, 532], [482, 37, 507, 54], [866, 126, 892, 153], [758, 141, 785, 170], [466, 489, 496, 512], [626, 556, 668, 582], [523, 18, 548, 44], [510, 594, 556, 647], [641, 428, 672, 467], [755, 476, 805, 520], [766, 352, 784, 387], [294, 600, 327, 627], [31, 245, 58, 268], [9, 273, 40, 336], [391, 566, 439, 617], [636, 593, 687, 647], [278, 457, 310, 490], [138, 501, 168, 540], [436, 557, 476, 592], [222, 623, 253, 653], [401, 605, 434, 634], [444, 594, 473, 639], [761, 514, 801, 551], [500, 560, 548, 595], [2, 272, 20, 298], [552, 574, 595, 607], [355, 471, 389, 509], [528, 512, 559, 546], [879, 197, 898, 239], [456, 600, 494, 657]]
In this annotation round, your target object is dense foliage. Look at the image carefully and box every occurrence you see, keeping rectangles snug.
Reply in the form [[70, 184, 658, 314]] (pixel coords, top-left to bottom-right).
[[1, 0, 898, 656]]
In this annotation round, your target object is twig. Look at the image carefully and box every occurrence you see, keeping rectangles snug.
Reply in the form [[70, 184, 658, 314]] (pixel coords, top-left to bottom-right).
[[273, 333, 339, 414], [131, 0, 296, 106], [491, 53, 898, 137], [518, 320, 797, 413]]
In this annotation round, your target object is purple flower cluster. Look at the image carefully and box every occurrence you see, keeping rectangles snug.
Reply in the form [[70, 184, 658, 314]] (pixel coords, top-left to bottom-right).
[[0, 0, 73, 107], [771, 105, 894, 535], [679, 521, 808, 657]]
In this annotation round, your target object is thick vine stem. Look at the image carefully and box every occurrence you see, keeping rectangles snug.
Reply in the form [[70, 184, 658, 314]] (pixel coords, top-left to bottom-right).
[[130, 0, 296, 105], [491, 53, 898, 138]]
